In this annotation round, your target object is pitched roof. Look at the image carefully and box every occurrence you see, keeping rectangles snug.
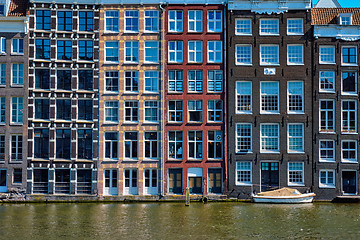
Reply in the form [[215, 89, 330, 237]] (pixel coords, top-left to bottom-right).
[[312, 8, 360, 25], [314, 0, 341, 8], [8, 0, 28, 17]]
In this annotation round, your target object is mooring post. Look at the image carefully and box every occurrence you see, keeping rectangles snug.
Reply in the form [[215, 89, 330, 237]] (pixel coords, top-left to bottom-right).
[[185, 187, 190, 206]]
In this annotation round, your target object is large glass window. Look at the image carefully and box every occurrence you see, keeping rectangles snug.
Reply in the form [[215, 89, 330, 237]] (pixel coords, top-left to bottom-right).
[[208, 41, 222, 63], [260, 124, 279, 153], [144, 41, 159, 63], [35, 69, 50, 89], [124, 132, 138, 159], [260, 19, 279, 35], [319, 71, 335, 92], [288, 162, 304, 186], [34, 129, 49, 159], [341, 71, 356, 94], [56, 129, 71, 159], [287, 44, 304, 65], [208, 131, 222, 159], [35, 39, 50, 60], [78, 40, 93, 61], [125, 10, 139, 32], [287, 18, 303, 35], [78, 99, 93, 121], [319, 140, 335, 162], [57, 70, 71, 90], [188, 100, 203, 122], [319, 100, 335, 132], [169, 131, 183, 159], [235, 44, 252, 65], [236, 81, 252, 114], [168, 10, 183, 32], [342, 46, 357, 65], [169, 100, 183, 123], [12, 63, 23, 85], [319, 170, 335, 188], [12, 39, 24, 54], [236, 124, 252, 153], [105, 10, 119, 32], [0, 135, 4, 160], [260, 45, 279, 65], [105, 41, 119, 63], [57, 40, 72, 60], [36, 10, 51, 30], [188, 131, 203, 159], [319, 46, 335, 64], [188, 10, 202, 32], [79, 11, 94, 32], [144, 71, 158, 93], [144, 10, 159, 32], [57, 11, 72, 31], [260, 82, 279, 113], [235, 18, 252, 35], [188, 41, 202, 63], [288, 124, 304, 153], [125, 71, 139, 92], [125, 41, 139, 63], [188, 70, 202, 92], [105, 132, 118, 160], [168, 70, 183, 92], [342, 140, 357, 163], [104, 101, 118, 123], [168, 41, 183, 63], [208, 100, 222, 122], [0, 64, 5, 85], [56, 99, 71, 120], [124, 101, 139, 122], [105, 71, 119, 93], [145, 132, 158, 159], [207, 10, 222, 32], [342, 100, 357, 133], [11, 97, 23, 124], [35, 99, 50, 120], [208, 70, 222, 92], [0, 97, 4, 123], [77, 129, 92, 160], [287, 81, 304, 114], [144, 101, 158, 122], [236, 162, 252, 185], [78, 70, 93, 90]]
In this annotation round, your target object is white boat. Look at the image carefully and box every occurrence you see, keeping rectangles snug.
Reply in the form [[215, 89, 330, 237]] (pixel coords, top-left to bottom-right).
[[252, 188, 316, 204]]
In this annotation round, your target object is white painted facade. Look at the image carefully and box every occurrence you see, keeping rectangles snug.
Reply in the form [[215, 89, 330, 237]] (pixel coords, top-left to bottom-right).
[[0, 17, 28, 33], [314, 25, 360, 40], [228, 0, 311, 13]]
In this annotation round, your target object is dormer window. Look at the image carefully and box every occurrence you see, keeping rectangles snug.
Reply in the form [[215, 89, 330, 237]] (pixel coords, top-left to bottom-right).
[[0, 5, 5, 16], [339, 13, 352, 25]]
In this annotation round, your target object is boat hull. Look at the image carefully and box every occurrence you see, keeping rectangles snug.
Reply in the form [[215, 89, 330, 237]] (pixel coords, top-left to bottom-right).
[[252, 193, 315, 204]]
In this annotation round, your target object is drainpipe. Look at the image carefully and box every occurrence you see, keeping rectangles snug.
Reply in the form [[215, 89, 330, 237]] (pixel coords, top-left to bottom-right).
[[159, 2, 166, 197], [223, 2, 228, 195]]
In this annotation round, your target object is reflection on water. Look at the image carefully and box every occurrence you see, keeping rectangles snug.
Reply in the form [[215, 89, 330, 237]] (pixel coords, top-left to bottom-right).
[[0, 202, 359, 239]]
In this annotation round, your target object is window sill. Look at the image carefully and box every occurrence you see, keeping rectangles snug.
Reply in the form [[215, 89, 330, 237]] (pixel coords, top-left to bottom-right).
[[55, 60, 72, 63], [123, 62, 139, 65], [188, 91, 203, 94], [55, 89, 72, 93], [122, 122, 139, 125], [103, 91, 119, 95], [142, 121, 159, 125], [235, 33, 252, 36], [54, 120, 72, 123], [76, 120, 94, 124], [144, 31, 159, 34], [122, 159, 139, 162], [207, 61, 223, 64], [319, 185, 336, 189], [341, 160, 358, 164], [319, 90, 335, 94], [287, 33, 304, 36], [103, 122, 119, 125], [260, 112, 280, 115], [319, 160, 336, 163], [76, 90, 94, 94], [75, 159, 93, 162], [10, 123, 23, 126], [9, 160, 23, 163], [53, 159, 72, 162], [103, 31, 120, 34], [76, 31, 95, 34], [104, 61, 119, 65], [207, 158, 223, 161], [10, 84, 24, 88], [167, 91, 184, 94], [236, 112, 252, 115], [32, 119, 51, 123], [341, 131, 358, 135], [288, 151, 305, 154], [260, 151, 280, 154], [32, 158, 50, 162], [187, 121, 203, 124], [341, 93, 357, 96], [287, 63, 304, 66], [55, 30, 73, 34], [77, 60, 94, 64], [167, 158, 183, 161], [143, 158, 159, 162], [287, 112, 304, 115], [319, 131, 336, 134], [187, 158, 203, 161], [32, 89, 51, 92], [259, 33, 280, 36], [33, 59, 51, 63], [101, 159, 118, 162], [167, 62, 183, 65], [10, 53, 24, 56], [235, 63, 253, 66], [341, 63, 358, 67], [235, 183, 252, 186], [260, 64, 280, 67], [167, 121, 183, 125], [319, 62, 336, 65], [123, 91, 139, 95], [288, 183, 305, 187], [142, 92, 159, 95], [143, 62, 159, 65]]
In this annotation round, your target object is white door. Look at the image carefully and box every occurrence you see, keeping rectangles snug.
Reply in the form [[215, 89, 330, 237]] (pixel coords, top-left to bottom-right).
[[124, 169, 138, 195], [144, 169, 158, 195], [0, 169, 7, 192], [104, 169, 118, 196]]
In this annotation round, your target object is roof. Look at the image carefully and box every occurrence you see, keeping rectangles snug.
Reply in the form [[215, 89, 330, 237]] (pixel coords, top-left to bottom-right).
[[8, 0, 28, 17], [312, 8, 360, 25], [314, 0, 341, 8]]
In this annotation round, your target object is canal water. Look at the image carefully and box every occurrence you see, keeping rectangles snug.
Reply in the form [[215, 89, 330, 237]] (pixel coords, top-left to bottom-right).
[[0, 202, 359, 239]]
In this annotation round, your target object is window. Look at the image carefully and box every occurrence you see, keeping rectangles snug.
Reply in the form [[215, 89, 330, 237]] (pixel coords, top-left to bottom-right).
[[169, 131, 183, 159], [319, 140, 335, 162], [188, 41, 202, 63], [342, 140, 357, 163], [260, 124, 279, 153], [342, 46, 357, 65], [35, 39, 50, 59], [0, 5, 4, 16], [105, 71, 119, 93], [342, 72, 357, 94], [11, 97, 23, 124], [56, 99, 71, 120], [12, 64, 23, 85], [78, 40, 93, 61], [124, 101, 139, 122], [77, 129, 92, 160], [319, 71, 335, 92], [144, 10, 159, 32], [319, 46, 335, 64], [144, 71, 158, 93], [288, 162, 304, 186], [235, 18, 252, 35], [208, 10, 222, 32], [287, 81, 304, 114], [125, 132, 138, 159], [124, 41, 139, 63], [57, 40, 72, 60], [168, 70, 183, 92], [236, 162, 252, 185], [105, 101, 119, 123], [236, 124, 252, 153], [34, 128, 50, 159], [288, 124, 304, 153], [125, 71, 139, 92], [260, 82, 279, 114], [0, 37, 5, 54], [235, 44, 252, 65], [188, 131, 203, 159], [79, 11, 94, 31], [145, 132, 158, 159], [169, 100, 183, 123], [287, 18, 303, 35], [208, 70, 222, 92], [339, 13, 352, 25], [105, 132, 118, 160], [236, 81, 252, 114], [144, 41, 159, 63], [12, 39, 24, 54], [260, 19, 279, 35], [287, 45, 304, 65], [35, 99, 50, 120], [168, 41, 183, 63], [144, 169, 158, 190], [260, 45, 279, 65], [11, 135, 22, 161], [105, 41, 119, 63], [105, 11, 119, 32], [0, 97, 5, 123], [78, 99, 93, 121], [145, 101, 158, 122], [188, 70, 202, 92], [57, 11, 72, 31], [208, 41, 222, 63], [0, 64, 5, 85], [13, 169, 22, 184], [56, 129, 71, 159], [342, 100, 357, 133], [36, 10, 51, 30], [319, 100, 335, 132], [188, 10, 202, 32], [208, 100, 222, 122], [35, 69, 50, 89], [0, 135, 4, 160], [78, 70, 93, 90], [319, 170, 335, 188], [125, 10, 139, 32], [188, 100, 202, 122], [208, 131, 222, 159], [57, 70, 71, 90], [168, 10, 183, 32]]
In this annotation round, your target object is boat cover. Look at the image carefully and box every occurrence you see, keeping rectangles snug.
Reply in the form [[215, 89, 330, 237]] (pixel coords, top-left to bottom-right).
[[256, 188, 301, 196]]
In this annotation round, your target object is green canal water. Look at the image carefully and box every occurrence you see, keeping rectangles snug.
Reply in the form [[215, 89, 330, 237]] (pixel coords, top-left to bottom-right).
[[0, 202, 359, 239]]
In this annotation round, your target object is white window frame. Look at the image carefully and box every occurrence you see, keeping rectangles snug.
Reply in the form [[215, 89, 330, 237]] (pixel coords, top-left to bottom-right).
[[11, 39, 24, 55], [287, 81, 304, 114], [319, 169, 335, 188], [207, 10, 222, 33], [188, 130, 203, 160], [235, 18, 252, 36], [319, 99, 335, 132], [188, 100, 203, 123], [104, 71, 119, 93], [188, 70, 203, 93], [11, 135, 22, 161], [319, 46, 335, 64], [188, 10, 202, 33], [168, 41, 183, 63], [168, 10, 183, 33], [104, 101, 119, 124], [341, 140, 357, 163], [0, 37, 5, 54], [287, 18, 304, 35], [341, 46, 357, 66], [11, 63, 23, 86], [260, 123, 280, 153], [105, 41, 119, 64], [207, 70, 223, 93], [124, 132, 138, 160], [236, 123, 252, 153], [260, 81, 279, 114], [168, 100, 183, 123], [144, 41, 159, 64], [319, 70, 335, 93], [260, 44, 279, 66], [0, 63, 5, 85], [341, 100, 357, 133], [11, 97, 23, 124], [144, 132, 158, 160], [168, 131, 183, 160], [104, 132, 118, 160], [144, 71, 159, 93], [124, 10, 139, 33], [124, 100, 139, 123], [341, 71, 357, 95], [339, 13, 352, 25], [287, 44, 304, 65], [105, 10, 119, 33], [144, 10, 159, 33], [144, 100, 159, 123], [124, 41, 139, 64], [208, 41, 222, 63], [319, 140, 335, 162], [259, 19, 279, 35], [188, 41, 202, 63], [0, 97, 5, 124], [236, 162, 252, 186], [235, 44, 252, 65], [124, 71, 139, 93], [236, 81, 252, 114], [168, 70, 183, 92], [207, 100, 223, 122], [287, 123, 304, 153], [288, 162, 304, 186]]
